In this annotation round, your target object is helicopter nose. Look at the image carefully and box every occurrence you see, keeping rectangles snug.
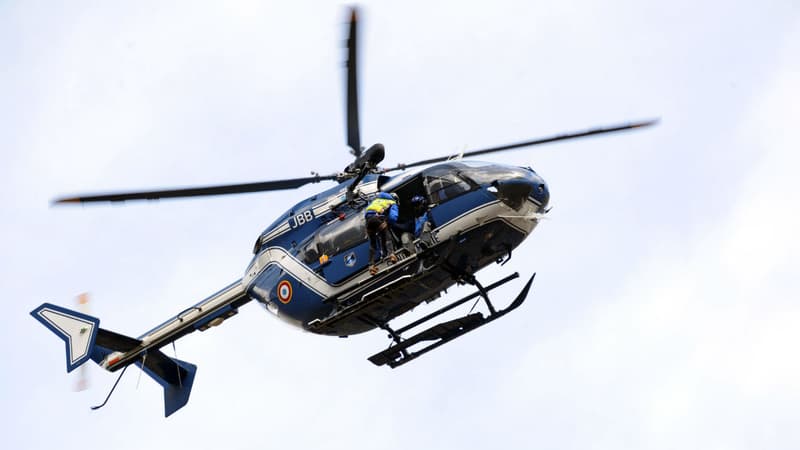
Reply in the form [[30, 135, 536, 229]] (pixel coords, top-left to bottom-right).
[[493, 178, 533, 210], [493, 174, 549, 211], [531, 177, 549, 210]]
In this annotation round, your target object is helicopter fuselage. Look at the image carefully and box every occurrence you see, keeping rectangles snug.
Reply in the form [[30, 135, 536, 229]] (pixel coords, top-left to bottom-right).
[[243, 160, 549, 336]]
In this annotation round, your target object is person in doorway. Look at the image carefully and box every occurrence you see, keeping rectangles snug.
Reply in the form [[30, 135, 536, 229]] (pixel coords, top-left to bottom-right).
[[365, 192, 399, 275], [397, 195, 430, 253]]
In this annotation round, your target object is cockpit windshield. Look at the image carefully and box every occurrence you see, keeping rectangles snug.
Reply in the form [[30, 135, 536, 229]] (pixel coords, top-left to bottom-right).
[[458, 165, 533, 186]]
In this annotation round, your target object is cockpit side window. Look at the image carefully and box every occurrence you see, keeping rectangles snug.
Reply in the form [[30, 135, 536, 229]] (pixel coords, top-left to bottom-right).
[[424, 168, 472, 204]]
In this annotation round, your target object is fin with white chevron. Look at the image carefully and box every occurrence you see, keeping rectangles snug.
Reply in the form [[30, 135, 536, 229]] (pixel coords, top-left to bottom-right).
[[31, 302, 100, 372]]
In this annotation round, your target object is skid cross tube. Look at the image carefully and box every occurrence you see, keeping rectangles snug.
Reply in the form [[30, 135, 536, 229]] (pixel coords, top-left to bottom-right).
[[464, 275, 496, 315]]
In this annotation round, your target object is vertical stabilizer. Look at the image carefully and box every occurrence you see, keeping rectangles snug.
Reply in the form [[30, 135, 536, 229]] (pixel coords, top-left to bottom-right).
[[137, 352, 198, 417], [31, 303, 100, 372]]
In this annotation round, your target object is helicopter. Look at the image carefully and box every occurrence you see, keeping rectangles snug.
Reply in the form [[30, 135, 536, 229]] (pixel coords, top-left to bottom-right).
[[31, 8, 656, 417]]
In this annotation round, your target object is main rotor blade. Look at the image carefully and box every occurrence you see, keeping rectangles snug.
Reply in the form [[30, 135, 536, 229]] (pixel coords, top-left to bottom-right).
[[382, 119, 659, 172], [345, 7, 361, 156], [53, 174, 339, 205]]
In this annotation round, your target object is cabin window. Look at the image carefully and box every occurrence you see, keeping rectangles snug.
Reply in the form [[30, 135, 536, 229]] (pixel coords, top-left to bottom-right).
[[298, 241, 319, 264], [295, 213, 366, 264], [317, 214, 365, 255]]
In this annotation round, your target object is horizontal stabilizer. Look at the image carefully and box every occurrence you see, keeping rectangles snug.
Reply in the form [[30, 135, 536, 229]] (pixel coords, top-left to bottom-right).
[[31, 303, 100, 372], [90, 328, 143, 364]]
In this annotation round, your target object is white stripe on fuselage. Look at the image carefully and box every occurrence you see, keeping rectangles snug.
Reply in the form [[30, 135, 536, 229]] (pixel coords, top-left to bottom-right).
[[434, 199, 538, 242], [246, 247, 337, 298]]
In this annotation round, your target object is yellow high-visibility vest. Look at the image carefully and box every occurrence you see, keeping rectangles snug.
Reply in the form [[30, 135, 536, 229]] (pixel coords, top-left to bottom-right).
[[366, 197, 395, 215]]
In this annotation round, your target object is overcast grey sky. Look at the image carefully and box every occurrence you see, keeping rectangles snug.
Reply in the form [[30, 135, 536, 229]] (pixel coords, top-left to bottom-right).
[[2, 1, 798, 449]]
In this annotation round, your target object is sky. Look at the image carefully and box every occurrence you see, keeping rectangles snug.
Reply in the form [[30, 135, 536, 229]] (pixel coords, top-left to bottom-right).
[[2, 1, 798, 448]]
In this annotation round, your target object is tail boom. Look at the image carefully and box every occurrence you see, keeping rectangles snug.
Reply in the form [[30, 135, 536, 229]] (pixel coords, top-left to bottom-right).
[[100, 280, 248, 372], [31, 279, 250, 416]]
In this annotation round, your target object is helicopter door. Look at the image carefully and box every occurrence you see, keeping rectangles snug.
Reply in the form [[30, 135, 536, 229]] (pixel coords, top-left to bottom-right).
[[387, 175, 428, 226], [423, 166, 477, 228]]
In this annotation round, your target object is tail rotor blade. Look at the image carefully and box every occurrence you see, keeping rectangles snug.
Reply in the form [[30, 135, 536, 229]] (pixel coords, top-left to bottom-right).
[[73, 293, 92, 392]]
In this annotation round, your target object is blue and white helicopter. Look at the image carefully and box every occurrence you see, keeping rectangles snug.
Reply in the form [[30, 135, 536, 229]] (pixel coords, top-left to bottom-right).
[[31, 8, 655, 416]]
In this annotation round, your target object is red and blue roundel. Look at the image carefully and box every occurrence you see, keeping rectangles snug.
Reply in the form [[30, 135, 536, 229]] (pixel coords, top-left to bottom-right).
[[277, 280, 293, 304]]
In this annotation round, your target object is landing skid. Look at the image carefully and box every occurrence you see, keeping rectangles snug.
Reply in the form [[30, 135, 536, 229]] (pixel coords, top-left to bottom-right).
[[368, 272, 535, 368]]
